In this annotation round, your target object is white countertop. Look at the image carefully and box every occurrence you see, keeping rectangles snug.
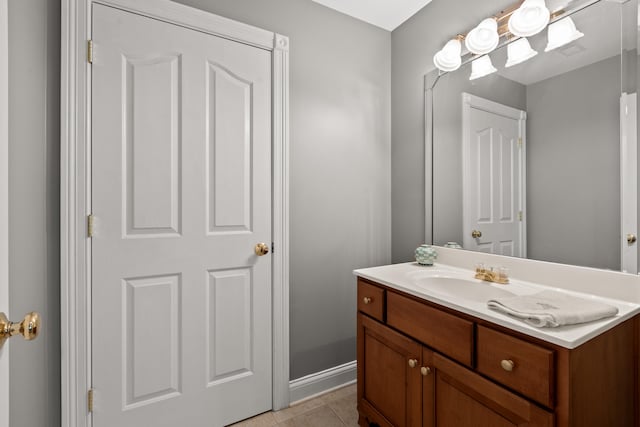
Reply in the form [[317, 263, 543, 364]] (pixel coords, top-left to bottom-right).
[[354, 262, 640, 349]]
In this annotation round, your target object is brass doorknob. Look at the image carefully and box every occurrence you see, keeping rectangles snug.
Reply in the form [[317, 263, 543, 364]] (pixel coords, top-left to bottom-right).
[[471, 230, 482, 238], [627, 234, 637, 244], [421, 366, 431, 376], [255, 243, 270, 256], [408, 359, 418, 368], [0, 312, 41, 348], [363, 297, 372, 305]]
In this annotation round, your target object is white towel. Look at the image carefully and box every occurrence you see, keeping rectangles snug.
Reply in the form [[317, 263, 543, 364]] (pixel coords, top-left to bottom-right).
[[487, 290, 619, 328]]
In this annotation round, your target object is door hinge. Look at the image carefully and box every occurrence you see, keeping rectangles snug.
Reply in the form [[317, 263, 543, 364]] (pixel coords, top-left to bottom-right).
[[87, 214, 95, 237], [88, 389, 94, 413], [87, 40, 94, 64], [518, 211, 523, 221], [517, 137, 523, 148]]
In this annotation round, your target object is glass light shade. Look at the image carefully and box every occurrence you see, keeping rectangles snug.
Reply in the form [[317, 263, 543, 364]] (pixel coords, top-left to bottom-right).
[[544, 17, 584, 52], [508, 0, 550, 37], [465, 18, 500, 55], [469, 55, 497, 80], [433, 39, 462, 72], [505, 37, 538, 67]]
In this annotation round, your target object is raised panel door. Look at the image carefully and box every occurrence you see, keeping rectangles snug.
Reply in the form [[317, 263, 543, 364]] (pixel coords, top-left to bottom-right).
[[432, 353, 553, 427], [91, 4, 272, 426], [357, 314, 422, 427]]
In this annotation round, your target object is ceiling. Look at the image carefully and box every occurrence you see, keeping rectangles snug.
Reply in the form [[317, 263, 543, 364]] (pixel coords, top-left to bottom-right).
[[310, 0, 433, 31]]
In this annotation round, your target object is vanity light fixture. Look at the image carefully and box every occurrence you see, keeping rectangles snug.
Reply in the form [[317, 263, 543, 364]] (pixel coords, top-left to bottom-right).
[[508, 0, 551, 37], [469, 55, 497, 80], [465, 18, 500, 55], [505, 37, 538, 67], [544, 16, 584, 52], [433, 37, 462, 72]]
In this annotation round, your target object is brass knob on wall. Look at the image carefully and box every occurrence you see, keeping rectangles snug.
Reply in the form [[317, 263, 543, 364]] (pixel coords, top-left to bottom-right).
[[471, 230, 482, 238], [255, 243, 270, 256], [627, 234, 637, 244], [0, 312, 41, 348]]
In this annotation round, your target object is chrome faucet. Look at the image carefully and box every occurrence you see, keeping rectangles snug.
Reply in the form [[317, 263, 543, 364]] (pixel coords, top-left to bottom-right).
[[474, 264, 509, 284]]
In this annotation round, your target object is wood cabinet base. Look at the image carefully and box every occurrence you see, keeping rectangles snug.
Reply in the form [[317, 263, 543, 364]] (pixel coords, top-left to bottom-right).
[[356, 277, 639, 427]]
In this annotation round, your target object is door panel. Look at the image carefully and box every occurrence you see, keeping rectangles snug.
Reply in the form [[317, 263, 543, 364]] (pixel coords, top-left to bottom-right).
[[463, 95, 525, 257], [357, 314, 422, 427], [92, 4, 272, 426], [0, 2, 7, 424], [620, 93, 638, 273]]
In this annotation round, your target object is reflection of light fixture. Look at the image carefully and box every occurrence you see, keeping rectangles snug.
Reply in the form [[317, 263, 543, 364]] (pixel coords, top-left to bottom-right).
[[505, 37, 538, 67], [433, 38, 462, 72], [508, 0, 550, 37], [469, 56, 497, 80], [545, 16, 584, 52], [466, 18, 499, 55]]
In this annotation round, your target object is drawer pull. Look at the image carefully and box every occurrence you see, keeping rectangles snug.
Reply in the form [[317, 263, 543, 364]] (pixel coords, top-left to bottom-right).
[[363, 297, 372, 305], [408, 359, 418, 368], [420, 366, 431, 376], [500, 359, 515, 372]]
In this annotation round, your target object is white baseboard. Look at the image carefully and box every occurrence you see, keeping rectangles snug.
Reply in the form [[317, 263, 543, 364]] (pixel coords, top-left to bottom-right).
[[288, 361, 357, 405]]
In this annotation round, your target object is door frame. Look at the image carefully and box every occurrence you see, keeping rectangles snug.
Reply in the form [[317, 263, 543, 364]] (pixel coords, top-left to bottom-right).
[[461, 93, 527, 257], [620, 92, 637, 273], [0, 1, 9, 425], [60, 1, 290, 426]]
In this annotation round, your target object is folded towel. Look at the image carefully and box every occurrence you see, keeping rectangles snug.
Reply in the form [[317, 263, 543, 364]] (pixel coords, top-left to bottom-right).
[[487, 290, 619, 328]]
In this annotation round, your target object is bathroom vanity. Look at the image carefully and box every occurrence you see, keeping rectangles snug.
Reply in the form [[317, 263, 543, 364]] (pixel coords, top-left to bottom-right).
[[355, 258, 640, 427]]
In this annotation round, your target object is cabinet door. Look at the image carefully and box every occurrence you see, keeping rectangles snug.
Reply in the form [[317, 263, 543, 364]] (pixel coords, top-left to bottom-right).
[[357, 314, 422, 427], [422, 348, 435, 427], [431, 353, 553, 427]]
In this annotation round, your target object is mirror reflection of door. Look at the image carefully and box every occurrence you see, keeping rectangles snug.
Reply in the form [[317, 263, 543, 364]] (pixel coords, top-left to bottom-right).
[[620, 92, 638, 274], [462, 93, 526, 257]]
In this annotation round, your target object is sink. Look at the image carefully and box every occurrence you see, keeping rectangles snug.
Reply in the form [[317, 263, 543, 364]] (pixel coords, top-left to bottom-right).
[[414, 275, 516, 302]]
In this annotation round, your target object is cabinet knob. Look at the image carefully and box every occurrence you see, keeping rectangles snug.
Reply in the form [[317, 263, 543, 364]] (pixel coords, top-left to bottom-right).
[[420, 366, 431, 376], [362, 297, 372, 305], [408, 359, 418, 368], [500, 359, 515, 372]]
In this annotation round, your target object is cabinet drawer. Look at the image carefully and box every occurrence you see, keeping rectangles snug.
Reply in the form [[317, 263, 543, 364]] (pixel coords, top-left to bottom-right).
[[476, 325, 555, 407], [358, 279, 385, 321], [387, 292, 474, 366]]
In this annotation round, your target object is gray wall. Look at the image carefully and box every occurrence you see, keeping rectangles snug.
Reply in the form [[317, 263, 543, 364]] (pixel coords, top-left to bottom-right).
[[9, 3, 390, 425], [391, 0, 513, 262], [526, 55, 620, 269], [8, 0, 61, 426], [431, 69, 527, 246]]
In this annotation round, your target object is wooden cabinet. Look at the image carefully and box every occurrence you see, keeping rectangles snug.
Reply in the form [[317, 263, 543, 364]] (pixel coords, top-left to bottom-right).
[[356, 277, 638, 427], [358, 314, 421, 427]]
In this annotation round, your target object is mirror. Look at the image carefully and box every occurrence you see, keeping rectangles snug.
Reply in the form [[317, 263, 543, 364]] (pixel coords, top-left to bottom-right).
[[428, 0, 639, 272]]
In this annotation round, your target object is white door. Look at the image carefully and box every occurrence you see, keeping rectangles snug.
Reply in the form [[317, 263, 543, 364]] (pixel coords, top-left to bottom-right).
[[462, 93, 526, 257], [620, 93, 638, 274], [91, 4, 272, 426], [0, 1, 8, 425]]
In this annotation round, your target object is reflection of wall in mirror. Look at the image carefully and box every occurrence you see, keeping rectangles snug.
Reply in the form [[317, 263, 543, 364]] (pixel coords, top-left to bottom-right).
[[433, 55, 621, 270]]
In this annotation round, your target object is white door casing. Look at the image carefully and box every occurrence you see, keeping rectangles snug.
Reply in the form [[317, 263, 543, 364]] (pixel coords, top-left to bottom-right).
[[92, 5, 272, 425], [0, 1, 9, 426], [61, 1, 290, 426], [462, 93, 526, 257], [620, 93, 638, 274]]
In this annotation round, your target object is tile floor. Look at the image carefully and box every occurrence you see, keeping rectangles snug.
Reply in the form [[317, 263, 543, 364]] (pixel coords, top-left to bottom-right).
[[229, 383, 358, 427]]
